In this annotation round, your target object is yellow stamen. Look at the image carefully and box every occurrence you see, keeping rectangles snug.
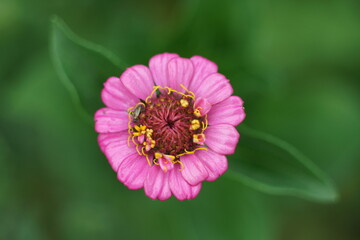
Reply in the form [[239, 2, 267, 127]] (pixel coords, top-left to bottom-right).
[[180, 99, 189, 107], [135, 145, 142, 155], [155, 152, 163, 159], [127, 135, 131, 147], [180, 84, 195, 98], [194, 147, 208, 152], [145, 86, 160, 103], [166, 155, 176, 161], [193, 134, 205, 144], [146, 129, 153, 138], [133, 125, 147, 137], [194, 109, 201, 117], [190, 119, 201, 130], [144, 153, 152, 166], [204, 116, 208, 129], [131, 136, 137, 145], [143, 138, 156, 151], [174, 160, 185, 171]]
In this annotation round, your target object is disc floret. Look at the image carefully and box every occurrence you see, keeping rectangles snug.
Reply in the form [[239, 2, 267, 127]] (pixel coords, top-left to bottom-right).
[[128, 86, 208, 170]]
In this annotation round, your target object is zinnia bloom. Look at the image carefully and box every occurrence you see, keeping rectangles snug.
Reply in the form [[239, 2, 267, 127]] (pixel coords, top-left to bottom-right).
[[95, 53, 245, 200]]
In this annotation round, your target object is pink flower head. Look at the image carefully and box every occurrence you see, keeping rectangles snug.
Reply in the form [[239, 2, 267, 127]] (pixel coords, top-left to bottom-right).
[[95, 53, 246, 200]]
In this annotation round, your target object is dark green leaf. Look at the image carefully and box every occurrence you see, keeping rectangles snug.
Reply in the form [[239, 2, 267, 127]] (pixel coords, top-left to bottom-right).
[[226, 125, 339, 202], [50, 16, 127, 123]]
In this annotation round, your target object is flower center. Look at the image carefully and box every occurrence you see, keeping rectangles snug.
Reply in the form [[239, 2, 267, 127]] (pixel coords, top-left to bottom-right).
[[127, 86, 208, 168]]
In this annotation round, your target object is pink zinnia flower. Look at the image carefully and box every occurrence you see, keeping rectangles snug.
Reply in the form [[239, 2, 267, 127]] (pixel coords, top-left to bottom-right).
[[95, 53, 245, 200]]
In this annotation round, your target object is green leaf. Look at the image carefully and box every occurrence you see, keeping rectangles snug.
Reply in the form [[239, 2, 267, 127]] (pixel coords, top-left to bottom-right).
[[50, 16, 127, 123], [226, 125, 339, 202]]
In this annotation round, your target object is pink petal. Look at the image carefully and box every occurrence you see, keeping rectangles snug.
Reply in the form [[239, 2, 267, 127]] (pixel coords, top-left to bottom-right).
[[144, 165, 171, 201], [193, 73, 233, 105], [167, 57, 194, 92], [195, 149, 228, 181], [194, 97, 212, 116], [180, 154, 208, 185], [205, 124, 239, 155], [144, 166, 165, 200], [149, 53, 179, 87], [207, 96, 246, 126], [117, 154, 149, 190], [98, 132, 137, 171], [138, 134, 145, 144], [94, 108, 129, 133], [169, 165, 202, 200], [98, 132, 127, 152], [101, 77, 138, 111], [120, 65, 154, 100], [158, 172, 171, 201], [189, 56, 218, 91], [159, 157, 175, 172]]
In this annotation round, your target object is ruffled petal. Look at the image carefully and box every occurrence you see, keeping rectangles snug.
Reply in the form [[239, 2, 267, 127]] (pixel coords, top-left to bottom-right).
[[205, 124, 239, 155], [193, 73, 233, 105], [144, 166, 165, 200], [169, 165, 202, 200], [101, 77, 138, 110], [189, 56, 218, 91], [194, 97, 212, 116], [98, 132, 137, 171], [207, 96, 246, 126], [195, 149, 228, 181], [159, 157, 175, 172], [167, 57, 194, 92], [120, 65, 154, 100], [180, 154, 208, 185], [149, 53, 179, 87], [117, 154, 149, 190], [94, 108, 129, 133]]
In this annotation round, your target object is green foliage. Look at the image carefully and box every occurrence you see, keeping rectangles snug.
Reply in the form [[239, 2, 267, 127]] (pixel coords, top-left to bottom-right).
[[50, 16, 127, 123], [228, 126, 338, 202]]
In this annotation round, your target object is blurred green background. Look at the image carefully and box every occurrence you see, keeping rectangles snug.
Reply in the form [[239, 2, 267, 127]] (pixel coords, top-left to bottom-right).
[[1, 0, 360, 239]]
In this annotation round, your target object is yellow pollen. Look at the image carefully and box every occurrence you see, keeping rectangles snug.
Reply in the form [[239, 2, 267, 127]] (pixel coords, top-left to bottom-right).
[[154, 152, 176, 162], [134, 125, 146, 132], [133, 125, 147, 136], [180, 99, 189, 107], [193, 134, 205, 144], [143, 138, 156, 150], [190, 119, 201, 130], [194, 109, 201, 117], [146, 128, 153, 137]]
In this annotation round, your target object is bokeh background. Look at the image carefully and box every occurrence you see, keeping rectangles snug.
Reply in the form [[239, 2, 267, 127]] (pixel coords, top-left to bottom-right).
[[1, 0, 360, 239]]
